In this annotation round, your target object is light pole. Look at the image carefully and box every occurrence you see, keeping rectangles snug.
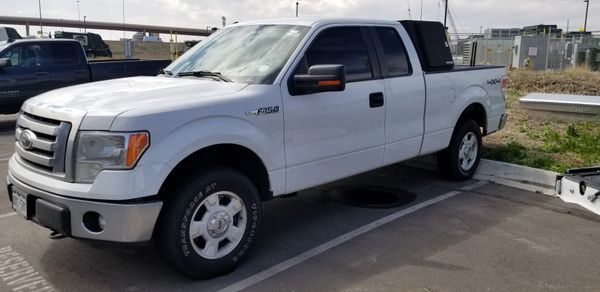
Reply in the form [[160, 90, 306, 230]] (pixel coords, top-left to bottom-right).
[[122, 0, 125, 39], [38, 0, 43, 36], [76, 0, 81, 32], [84, 16, 87, 33], [443, 0, 449, 28], [583, 0, 590, 32], [296, 2, 299, 17]]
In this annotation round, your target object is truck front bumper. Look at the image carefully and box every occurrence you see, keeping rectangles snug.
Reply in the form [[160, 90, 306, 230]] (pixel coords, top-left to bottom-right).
[[7, 172, 163, 243]]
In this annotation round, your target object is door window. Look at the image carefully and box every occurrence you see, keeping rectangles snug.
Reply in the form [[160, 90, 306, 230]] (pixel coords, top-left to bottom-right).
[[374, 27, 410, 77], [299, 27, 374, 82], [48, 42, 82, 65], [1, 44, 44, 68]]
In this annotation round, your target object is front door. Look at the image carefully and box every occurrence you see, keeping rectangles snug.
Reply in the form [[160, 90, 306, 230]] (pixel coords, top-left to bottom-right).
[[0, 42, 50, 113], [282, 26, 386, 193]]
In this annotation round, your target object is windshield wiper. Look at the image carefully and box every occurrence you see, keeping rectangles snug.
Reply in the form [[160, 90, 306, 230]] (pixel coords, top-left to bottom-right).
[[158, 69, 173, 76], [176, 70, 232, 82]]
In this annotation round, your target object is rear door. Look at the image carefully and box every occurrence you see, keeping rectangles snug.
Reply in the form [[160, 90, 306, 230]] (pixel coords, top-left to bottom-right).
[[47, 41, 90, 90], [0, 42, 50, 112], [281, 26, 386, 193], [369, 26, 426, 164]]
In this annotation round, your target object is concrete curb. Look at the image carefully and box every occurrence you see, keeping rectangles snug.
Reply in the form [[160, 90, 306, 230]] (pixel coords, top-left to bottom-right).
[[404, 156, 558, 196], [474, 159, 557, 196]]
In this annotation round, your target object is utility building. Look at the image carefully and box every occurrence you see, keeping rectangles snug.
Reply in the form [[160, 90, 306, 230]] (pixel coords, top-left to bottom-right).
[[484, 28, 521, 39], [522, 25, 562, 37]]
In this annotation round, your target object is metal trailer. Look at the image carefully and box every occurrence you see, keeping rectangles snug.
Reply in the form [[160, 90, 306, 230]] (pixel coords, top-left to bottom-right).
[[556, 168, 600, 216]]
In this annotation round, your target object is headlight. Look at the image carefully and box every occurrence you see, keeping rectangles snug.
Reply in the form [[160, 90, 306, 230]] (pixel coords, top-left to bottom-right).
[[75, 131, 150, 183]]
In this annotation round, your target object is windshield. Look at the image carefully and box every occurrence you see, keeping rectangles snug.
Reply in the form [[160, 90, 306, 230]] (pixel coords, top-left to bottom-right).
[[166, 25, 310, 84]]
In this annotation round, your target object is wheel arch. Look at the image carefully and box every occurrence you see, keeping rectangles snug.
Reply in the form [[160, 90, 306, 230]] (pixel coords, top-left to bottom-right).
[[158, 143, 273, 202], [455, 102, 487, 135]]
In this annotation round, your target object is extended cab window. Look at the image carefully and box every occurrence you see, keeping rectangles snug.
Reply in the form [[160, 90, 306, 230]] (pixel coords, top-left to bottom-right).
[[374, 27, 410, 76], [48, 42, 82, 65], [1, 44, 44, 68], [299, 27, 373, 82]]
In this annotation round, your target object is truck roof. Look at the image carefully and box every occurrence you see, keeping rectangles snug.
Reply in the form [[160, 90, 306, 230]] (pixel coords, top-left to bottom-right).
[[0, 38, 80, 45], [234, 17, 401, 27]]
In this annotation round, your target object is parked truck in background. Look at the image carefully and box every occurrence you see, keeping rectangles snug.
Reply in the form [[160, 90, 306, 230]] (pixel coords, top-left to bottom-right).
[[0, 38, 170, 114], [54, 31, 113, 58], [0, 27, 21, 42], [7, 18, 507, 279]]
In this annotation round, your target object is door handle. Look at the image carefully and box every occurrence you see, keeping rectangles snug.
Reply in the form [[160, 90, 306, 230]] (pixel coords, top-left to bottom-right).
[[369, 92, 384, 108], [73, 69, 86, 74], [33, 72, 48, 76]]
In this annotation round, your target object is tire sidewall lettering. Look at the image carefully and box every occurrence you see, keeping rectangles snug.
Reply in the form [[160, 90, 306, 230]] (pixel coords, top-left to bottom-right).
[[180, 189, 206, 257], [233, 202, 259, 263]]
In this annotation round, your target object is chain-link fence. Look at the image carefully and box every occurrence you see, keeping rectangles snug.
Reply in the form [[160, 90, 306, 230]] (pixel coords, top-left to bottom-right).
[[449, 35, 600, 72]]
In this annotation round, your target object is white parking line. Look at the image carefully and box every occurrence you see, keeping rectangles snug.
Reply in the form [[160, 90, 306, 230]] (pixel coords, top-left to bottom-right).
[[219, 181, 488, 292], [0, 157, 10, 162], [0, 246, 54, 291], [0, 212, 17, 220]]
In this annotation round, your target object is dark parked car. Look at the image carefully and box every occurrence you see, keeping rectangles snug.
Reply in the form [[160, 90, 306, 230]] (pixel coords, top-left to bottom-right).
[[0, 39, 170, 114]]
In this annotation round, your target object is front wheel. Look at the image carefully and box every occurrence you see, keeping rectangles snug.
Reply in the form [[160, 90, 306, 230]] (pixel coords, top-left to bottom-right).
[[155, 167, 261, 279], [437, 120, 482, 181]]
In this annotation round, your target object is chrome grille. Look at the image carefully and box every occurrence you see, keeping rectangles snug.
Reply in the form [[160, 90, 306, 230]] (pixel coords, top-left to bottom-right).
[[15, 112, 71, 174]]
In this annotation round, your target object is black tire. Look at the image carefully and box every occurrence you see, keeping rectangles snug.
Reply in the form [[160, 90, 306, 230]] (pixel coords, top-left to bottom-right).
[[437, 119, 482, 181], [155, 167, 261, 279]]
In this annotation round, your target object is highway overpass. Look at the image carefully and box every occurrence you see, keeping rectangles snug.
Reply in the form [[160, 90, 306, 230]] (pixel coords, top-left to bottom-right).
[[0, 15, 214, 37]]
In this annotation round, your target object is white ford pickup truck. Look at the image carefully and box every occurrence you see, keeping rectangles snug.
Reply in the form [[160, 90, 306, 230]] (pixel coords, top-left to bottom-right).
[[8, 17, 507, 278]]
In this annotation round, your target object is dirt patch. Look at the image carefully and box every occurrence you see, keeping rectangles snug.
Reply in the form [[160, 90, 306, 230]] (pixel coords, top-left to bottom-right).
[[482, 69, 600, 172]]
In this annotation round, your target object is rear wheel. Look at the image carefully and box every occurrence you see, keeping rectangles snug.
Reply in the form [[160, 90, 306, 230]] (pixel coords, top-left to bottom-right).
[[437, 119, 482, 181], [155, 167, 261, 279]]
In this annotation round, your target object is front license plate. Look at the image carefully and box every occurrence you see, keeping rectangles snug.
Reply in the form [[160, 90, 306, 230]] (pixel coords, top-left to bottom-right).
[[11, 189, 28, 218]]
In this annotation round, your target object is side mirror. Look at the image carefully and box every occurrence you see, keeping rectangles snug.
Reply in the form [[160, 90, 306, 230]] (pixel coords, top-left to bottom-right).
[[0, 58, 11, 68], [293, 64, 345, 95]]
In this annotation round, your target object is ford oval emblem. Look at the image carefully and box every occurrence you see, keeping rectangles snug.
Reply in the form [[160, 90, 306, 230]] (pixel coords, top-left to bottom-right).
[[19, 130, 36, 150]]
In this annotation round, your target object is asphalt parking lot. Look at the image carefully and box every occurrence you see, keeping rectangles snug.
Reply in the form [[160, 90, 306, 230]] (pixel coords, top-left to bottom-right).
[[1, 114, 600, 291]]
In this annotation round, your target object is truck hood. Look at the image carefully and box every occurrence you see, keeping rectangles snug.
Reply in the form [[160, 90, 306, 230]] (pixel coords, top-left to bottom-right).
[[26, 76, 249, 116]]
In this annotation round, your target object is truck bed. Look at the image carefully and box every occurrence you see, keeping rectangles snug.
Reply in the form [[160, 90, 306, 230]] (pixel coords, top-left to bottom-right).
[[425, 65, 505, 74], [89, 59, 171, 81], [419, 65, 506, 155]]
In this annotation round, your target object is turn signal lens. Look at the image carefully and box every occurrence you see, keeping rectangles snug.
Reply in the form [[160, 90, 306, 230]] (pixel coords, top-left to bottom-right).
[[318, 80, 341, 86], [126, 132, 150, 167]]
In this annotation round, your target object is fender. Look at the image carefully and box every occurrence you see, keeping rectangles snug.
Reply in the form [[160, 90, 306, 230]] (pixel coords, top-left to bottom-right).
[[420, 82, 491, 156], [451, 84, 491, 131], [132, 116, 285, 197]]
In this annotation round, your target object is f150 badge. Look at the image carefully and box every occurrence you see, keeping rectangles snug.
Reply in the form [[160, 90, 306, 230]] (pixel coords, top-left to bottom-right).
[[246, 106, 280, 116]]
